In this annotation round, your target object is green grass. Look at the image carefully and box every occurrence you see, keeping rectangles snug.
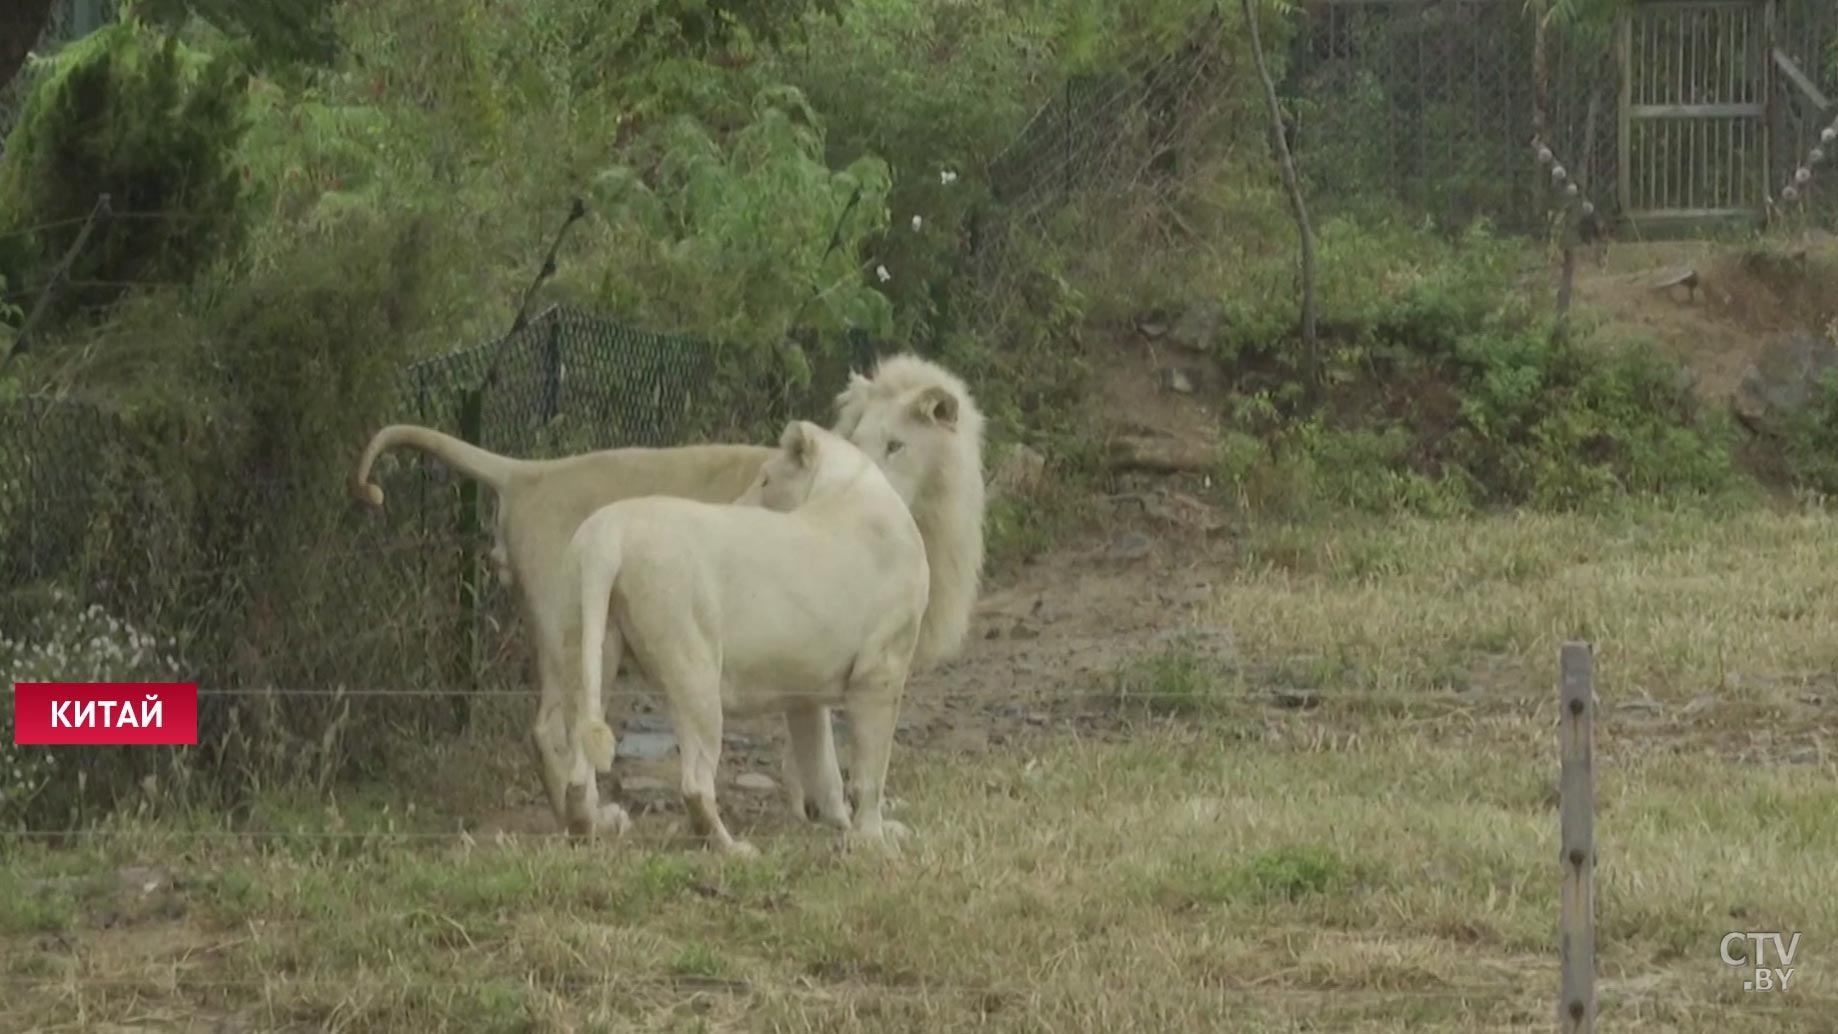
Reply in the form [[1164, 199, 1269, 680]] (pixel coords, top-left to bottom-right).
[[3, 718, 1833, 1031], [3, 506, 1836, 1031]]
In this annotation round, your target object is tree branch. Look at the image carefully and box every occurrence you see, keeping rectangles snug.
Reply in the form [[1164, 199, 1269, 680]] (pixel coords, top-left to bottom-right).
[[1240, 0, 1319, 395]]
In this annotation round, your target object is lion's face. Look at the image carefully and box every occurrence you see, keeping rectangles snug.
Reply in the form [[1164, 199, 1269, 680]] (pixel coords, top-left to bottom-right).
[[837, 381, 961, 507], [738, 420, 827, 512]]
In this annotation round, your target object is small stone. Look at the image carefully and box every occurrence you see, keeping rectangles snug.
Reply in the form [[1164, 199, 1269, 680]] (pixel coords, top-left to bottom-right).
[[1269, 690, 1321, 710], [1108, 531, 1153, 562], [1734, 333, 1838, 434], [1010, 623, 1040, 640], [620, 776, 670, 795], [735, 773, 779, 793], [1618, 698, 1664, 716], [1787, 746, 1821, 765], [1683, 695, 1719, 717], [618, 731, 677, 761], [1161, 368, 1195, 394], [627, 712, 672, 733], [1168, 300, 1223, 353]]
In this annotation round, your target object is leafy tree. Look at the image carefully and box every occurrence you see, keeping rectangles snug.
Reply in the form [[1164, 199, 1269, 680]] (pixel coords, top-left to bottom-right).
[[633, 0, 847, 57], [129, 0, 340, 75], [0, 18, 249, 324], [0, 0, 57, 91]]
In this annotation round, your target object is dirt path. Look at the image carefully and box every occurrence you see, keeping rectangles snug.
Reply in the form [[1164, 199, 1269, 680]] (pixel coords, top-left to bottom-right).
[[1571, 234, 1838, 403]]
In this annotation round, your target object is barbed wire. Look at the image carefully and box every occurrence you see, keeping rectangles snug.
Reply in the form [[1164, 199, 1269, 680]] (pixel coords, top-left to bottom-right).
[[0, 683, 1558, 704], [0, 208, 221, 244], [0, 973, 1542, 1001], [1776, 111, 1838, 208]]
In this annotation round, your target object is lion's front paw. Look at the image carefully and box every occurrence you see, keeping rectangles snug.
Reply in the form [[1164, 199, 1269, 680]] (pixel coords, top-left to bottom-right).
[[721, 839, 761, 859], [842, 826, 905, 858], [595, 802, 633, 838]]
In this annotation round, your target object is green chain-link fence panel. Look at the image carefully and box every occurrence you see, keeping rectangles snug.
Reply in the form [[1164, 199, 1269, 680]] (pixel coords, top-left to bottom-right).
[[1, 305, 886, 701]]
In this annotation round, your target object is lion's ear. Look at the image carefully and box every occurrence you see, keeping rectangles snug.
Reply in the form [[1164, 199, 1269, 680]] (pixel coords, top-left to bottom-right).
[[781, 420, 820, 467], [911, 385, 959, 430], [832, 372, 873, 416]]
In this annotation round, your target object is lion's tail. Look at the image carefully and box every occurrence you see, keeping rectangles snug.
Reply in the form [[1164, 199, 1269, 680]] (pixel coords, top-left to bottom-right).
[[573, 519, 623, 774], [350, 424, 525, 507]]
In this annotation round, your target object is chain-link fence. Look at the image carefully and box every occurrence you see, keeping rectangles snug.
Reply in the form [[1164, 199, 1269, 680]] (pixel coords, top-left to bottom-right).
[[974, 0, 1836, 246], [0, 305, 884, 716], [1286, 1, 1620, 233], [1289, 0, 1838, 233]]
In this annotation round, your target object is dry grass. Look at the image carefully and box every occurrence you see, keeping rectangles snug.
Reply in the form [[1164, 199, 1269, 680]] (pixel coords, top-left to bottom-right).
[[4, 506, 1836, 1032], [1219, 505, 1838, 705]]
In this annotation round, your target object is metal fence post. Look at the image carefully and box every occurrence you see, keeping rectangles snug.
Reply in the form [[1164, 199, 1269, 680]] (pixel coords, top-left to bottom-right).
[[450, 378, 485, 733], [1559, 641, 1597, 1034]]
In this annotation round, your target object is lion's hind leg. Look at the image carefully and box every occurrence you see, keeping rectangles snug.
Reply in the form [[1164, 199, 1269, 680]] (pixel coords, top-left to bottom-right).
[[653, 649, 754, 857], [531, 623, 578, 830], [840, 663, 914, 853], [783, 704, 850, 829], [558, 599, 632, 840]]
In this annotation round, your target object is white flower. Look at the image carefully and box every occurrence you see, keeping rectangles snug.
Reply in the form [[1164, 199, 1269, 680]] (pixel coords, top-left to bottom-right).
[[940, 169, 958, 185], [875, 265, 892, 283], [911, 215, 923, 231]]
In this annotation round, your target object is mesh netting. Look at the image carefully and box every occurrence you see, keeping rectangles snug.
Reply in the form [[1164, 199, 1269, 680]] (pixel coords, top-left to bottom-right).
[[0, 305, 882, 707]]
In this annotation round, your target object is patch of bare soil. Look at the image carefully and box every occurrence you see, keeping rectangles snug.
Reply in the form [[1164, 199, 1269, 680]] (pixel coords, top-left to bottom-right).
[[466, 524, 1238, 843], [1572, 233, 1838, 403]]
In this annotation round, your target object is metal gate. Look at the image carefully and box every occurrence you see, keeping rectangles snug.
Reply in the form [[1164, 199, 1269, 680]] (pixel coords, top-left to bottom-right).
[[1618, 0, 1771, 230]]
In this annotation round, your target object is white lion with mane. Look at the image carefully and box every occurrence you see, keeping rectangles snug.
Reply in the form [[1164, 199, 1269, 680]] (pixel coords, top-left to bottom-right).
[[349, 353, 985, 834], [567, 420, 928, 854]]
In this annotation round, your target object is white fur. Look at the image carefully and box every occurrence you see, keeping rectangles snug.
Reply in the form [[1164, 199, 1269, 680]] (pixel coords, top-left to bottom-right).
[[832, 354, 987, 670], [568, 422, 929, 855], [348, 353, 987, 835]]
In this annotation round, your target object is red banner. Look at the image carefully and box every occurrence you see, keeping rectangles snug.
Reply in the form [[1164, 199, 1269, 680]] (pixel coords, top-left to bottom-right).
[[11, 682, 199, 745]]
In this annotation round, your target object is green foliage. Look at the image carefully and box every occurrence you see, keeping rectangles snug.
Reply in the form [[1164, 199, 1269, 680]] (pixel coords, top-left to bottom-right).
[[1209, 217, 1739, 513], [1764, 370, 1838, 497], [781, 1, 1056, 344], [131, 0, 341, 76], [1055, 0, 1240, 75], [0, 273, 21, 359], [1157, 843, 1357, 909], [0, 594, 186, 829], [0, 19, 248, 323], [631, 0, 846, 55], [0, 211, 452, 822], [587, 90, 894, 378], [1113, 637, 1225, 716]]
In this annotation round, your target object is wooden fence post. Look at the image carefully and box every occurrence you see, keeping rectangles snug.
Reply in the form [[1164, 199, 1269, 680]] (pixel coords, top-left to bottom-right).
[[1559, 641, 1597, 1033]]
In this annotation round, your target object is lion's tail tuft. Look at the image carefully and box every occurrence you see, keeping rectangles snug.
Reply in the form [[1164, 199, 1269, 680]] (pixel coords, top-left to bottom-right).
[[578, 719, 617, 773], [572, 515, 625, 777], [351, 424, 522, 510]]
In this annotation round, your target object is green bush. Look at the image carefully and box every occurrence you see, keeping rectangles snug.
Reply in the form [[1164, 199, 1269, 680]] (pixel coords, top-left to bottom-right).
[[587, 93, 894, 372], [1204, 217, 1738, 513], [1763, 371, 1838, 497], [0, 20, 249, 324]]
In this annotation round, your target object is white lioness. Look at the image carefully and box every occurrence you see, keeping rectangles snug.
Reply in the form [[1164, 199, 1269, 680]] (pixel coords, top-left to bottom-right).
[[567, 420, 928, 855], [349, 354, 985, 833]]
